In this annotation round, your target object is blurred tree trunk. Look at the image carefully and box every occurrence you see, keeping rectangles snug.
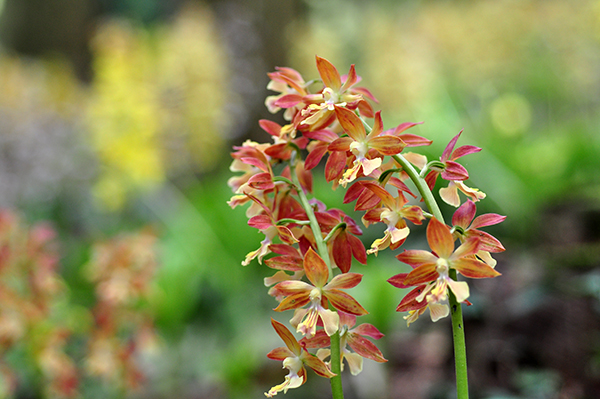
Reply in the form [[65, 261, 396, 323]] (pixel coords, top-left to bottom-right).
[[0, 0, 98, 82], [202, 0, 306, 143]]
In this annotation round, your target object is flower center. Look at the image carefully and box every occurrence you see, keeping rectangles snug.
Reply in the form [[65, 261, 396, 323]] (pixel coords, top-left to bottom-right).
[[282, 356, 302, 373], [322, 87, 339, 110], [436, 258, 449, 275], [380, 209, 400, 229], [309, 287, 322, 302], [349, 140, 369, 159]]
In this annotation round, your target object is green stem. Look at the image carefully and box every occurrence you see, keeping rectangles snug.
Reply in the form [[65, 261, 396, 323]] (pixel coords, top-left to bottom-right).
[[449, 269, 469, 399], [323, 222, 347, 244], [328, 330, 344, 398], [289, 151, 344, 399], [289, 152, 332, 275], [392, 153, 469, 399], [392, 154, 443, 222]]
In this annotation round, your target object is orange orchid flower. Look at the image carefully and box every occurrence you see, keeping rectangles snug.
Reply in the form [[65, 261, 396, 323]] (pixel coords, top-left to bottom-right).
[[265, 319, 335, 397], [329, 108, 406, 187], [272, 248, 367, 337]]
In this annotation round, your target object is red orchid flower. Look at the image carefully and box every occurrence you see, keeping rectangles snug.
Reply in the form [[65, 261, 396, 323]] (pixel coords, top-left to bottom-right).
[[259, 119, 308, 160], [452, 200, 506, 266], [265, 319, 335, 397], [287, 56, 376, 132], [242, 192, 300, 266], [361, 183, 424, 255], [424, 130, 481, 187], [265, 66, 310, 122], [313, 208, 367, 273], [393, 218, 501, 320], [300, 312, 387, 376]]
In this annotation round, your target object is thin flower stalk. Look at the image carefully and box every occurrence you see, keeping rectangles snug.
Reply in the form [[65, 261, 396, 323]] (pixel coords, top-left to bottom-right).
[[392, 153, 470, 399]]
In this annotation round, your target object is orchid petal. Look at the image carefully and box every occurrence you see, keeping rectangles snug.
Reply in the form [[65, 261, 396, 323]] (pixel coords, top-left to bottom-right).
[[347, 335, 387, 363], [387, 273, 410, 289], [441, 161, 469, 181], [360, 157, 382, 176], [320, 307, 340, 336], [452, 258, 501, 279], [468, 230, 505, 252], [304, 143, 328, 170], [369, 111, 384, 137], [452, 145, 481, 160], [427, 218, 455, 259], [325, 150, 347, 183], [440, 182, 461, 207], [274, 94, 304, 108], [368, 136, 406, 155], [471, 213, 506, 228], [403, 264, 439, 285], [300, 330, 330, 349], [364, 183, 395, 208], [446, 279, 470, 303], [303, 248, 329, 288], [441, 130, 462, 162], [451, 238, 480, 260], [344, 352, 364, 375], [265, 255, 304, 271], [395, 250, 438, 268], [326, 273, 363, 290], [429, 303, 450, 322], [248, 214, 272, 230], [325, 289, 368, 316], [328, 136, 353, 152], [389, 226, 410, 244], [351, 323, 384, 340], [274, 292, 312, 312], [393, 121, 424, 135], [452, 200, 476, 228], [348, 234, 367, 265], [301, 351, 336, 378], [267, 347, 295, 361], [333, 232, 352, 273], [259, 119, 283, 137], [340, 64, 358, 92], [335, 107, 366, 141], [316, 56, 341, 91], [270, 319, 302, 355], [477, 250, 497, 267], [396, 286, 429, 312]]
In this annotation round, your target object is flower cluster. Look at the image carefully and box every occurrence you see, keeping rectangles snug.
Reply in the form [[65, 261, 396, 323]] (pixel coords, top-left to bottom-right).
[[228, 56, 504, 396], [0, 210, 78, 398], [84, 228, 159, 391], [0, 209, 161, 398]]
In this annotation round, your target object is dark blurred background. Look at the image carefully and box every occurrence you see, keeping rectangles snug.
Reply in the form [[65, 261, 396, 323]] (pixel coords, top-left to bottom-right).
[[0, 0, 599, 398]]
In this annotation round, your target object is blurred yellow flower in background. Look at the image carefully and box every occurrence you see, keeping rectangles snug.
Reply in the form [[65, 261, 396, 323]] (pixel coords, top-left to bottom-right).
[[87, 3, 229, 210]]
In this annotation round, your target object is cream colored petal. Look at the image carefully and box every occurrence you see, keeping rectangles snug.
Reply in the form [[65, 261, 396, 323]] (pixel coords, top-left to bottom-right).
[[360, 157, 382, 176], [389, 226, 410, 243], [429, 303, 450, 322], [344, 352, 364, 376], [319, 308, 340, 336], [447, 279, 470, 303], [402, 152, 428, 169], [477, 250, 497, 268], [440, 182, 461, 207]]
